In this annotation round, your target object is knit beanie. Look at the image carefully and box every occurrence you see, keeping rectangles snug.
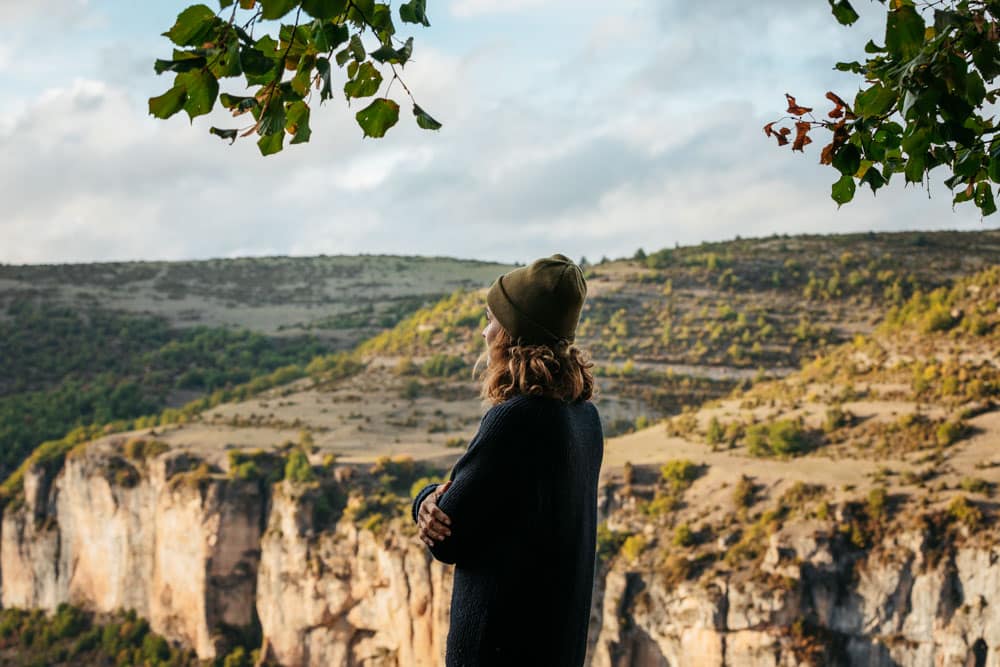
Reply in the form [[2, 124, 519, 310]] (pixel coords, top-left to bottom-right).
[[486, 253, 587, 345]]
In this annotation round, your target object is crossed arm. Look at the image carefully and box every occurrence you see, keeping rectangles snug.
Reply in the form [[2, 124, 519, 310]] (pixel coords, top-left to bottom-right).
[[410, 399, 532, 565]]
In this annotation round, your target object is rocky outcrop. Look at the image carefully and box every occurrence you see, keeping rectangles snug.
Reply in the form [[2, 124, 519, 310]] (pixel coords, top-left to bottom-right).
[[1, 447, 265, 658], [4, 448, 1000, 666], [255, 482, 452, 666], [589, 526, 1000, 667]]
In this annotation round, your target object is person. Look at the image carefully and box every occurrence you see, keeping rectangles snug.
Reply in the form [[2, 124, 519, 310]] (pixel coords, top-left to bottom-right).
[[410, 254, 604, 666]]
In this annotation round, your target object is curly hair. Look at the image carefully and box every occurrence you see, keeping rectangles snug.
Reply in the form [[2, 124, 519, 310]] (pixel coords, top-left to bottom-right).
[[476, 326, 595, 405]]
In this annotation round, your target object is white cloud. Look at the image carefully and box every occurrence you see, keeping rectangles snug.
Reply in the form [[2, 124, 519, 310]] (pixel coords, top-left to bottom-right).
[[0, 1, 994, 267]]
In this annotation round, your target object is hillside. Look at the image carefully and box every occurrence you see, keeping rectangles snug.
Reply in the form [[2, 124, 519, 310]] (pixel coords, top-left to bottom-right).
[[0, 255, 513, 481], [2, 231, 999, 665], [3, 261, 999, 665]]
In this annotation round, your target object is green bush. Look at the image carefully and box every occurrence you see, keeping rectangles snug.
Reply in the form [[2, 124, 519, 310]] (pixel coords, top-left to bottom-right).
[[706, 416, 725, 446], [746, 419, 809, 458], [936, 420, 968, 446], [672, 523, 695, 547], [620, 534, 648, 562], [284, 449, 316, 484], [947, 495, 983, 529], [732, 475, 756, 509], [660, 459, 699, 490], [959, 477, 992, 496], [867, 487, 888, 519], [596, 521, 628, 563]]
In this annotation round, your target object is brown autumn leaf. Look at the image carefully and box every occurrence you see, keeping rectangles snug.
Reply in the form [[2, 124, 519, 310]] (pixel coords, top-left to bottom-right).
[[820, 119, 852, 164], [786, 93, 813, 116], [825, 91, 855, 120], [764, 122, 792, 146], [792, 121, 813, 152]]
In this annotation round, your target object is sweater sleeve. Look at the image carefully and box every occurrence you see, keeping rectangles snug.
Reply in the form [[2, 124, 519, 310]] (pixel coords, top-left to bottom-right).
[[424, 398, 532, 565]]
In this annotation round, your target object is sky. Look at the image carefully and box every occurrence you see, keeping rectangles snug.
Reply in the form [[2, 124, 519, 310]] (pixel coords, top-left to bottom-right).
[[0, 0, 995, 266]]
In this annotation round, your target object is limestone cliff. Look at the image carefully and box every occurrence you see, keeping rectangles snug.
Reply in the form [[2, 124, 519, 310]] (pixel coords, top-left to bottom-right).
[[4, 442, 1000, 667]]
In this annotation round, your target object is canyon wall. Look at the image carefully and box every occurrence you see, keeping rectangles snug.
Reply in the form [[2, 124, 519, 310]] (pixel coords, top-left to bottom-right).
[[3, 449, 998, 666]]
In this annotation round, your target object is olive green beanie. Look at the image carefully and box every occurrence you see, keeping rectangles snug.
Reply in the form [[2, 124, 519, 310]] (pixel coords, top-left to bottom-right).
[[486, 253, 587, 345]]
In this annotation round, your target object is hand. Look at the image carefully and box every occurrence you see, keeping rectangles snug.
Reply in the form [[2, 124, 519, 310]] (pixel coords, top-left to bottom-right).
[[418, 481, 452, 548]]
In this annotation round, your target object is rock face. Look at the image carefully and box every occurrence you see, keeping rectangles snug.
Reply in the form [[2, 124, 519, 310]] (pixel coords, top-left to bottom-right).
[[256, 482, 452, 667], [1, 448, 265, 658], [4, 450, 1000, 666]]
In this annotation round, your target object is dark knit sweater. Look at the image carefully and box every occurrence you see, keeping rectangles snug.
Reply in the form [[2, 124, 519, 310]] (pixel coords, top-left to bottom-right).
[[410, 394, 604, 667]]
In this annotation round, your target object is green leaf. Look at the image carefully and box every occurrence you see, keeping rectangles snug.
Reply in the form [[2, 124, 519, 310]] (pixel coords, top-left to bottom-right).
[[148, 85, 187, 119], [886, 5, 924, 61], [316, 57, 333, 101], [400, 0, 430, 26], [163, 5, 217, 46], [349, 34, 366, 61], [335, 47, 352, 67], [864, 40, 886, 54], [301, 0, 348, 19], [291, 55, 315, 96], [989, 155, 1000, 183], [209, 127, 238, 144], [861, 165, 887, 193], [831, 174, 856, 206], [369, 3, 395, 38], [904, 153, 925, 183], [220, 93, 258, 112], [976, 182, 997, 216], [413, 104, 441, 130], [901, 126, 930, 156], [832, 144, 860, 176], [344, 61, 382, 99], [220, 0, 235, 8], [177, 69, 219, 121], [828, 0, 859, 26], [210, 37, 243, 78], [154, 56, 206, 75], [355, 97, 400, 138], [258, 131, 285, 156], [286, 101, 312, 144], [260, 0, 299, 19], [855, 84, 896, 118], [347, 0, 375, 26], [371, 37, 413, 65], [834, 61, 863, 73], [241, 45, 275, 76], [326, 23, 350, 51]]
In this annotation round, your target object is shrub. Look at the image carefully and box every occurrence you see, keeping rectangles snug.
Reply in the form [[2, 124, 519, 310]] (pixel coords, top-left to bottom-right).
[[745, 424, 770, 457], [284, 449, 316, 484], [706, 416, 725, 446], [661, 459, 699, 490], [960, 477, 992, 496], [620, 534, 648, 562], [596, 521, 628, 563], [401, 379, 422, 399], [672, 523, 695, 547], [768, 419, 809, 457], [732, 475, 756, 509], [746, 419, 809, 458], [123, 438, 169, 462], [947, 495, 983, 529], [823, 405, 850, 433], [867, 487, 888, 519], [936, 420, 968, 446]]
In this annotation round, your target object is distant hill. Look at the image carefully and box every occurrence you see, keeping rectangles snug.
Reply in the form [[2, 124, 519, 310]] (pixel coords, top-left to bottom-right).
[[0, 255, 513, 480]]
